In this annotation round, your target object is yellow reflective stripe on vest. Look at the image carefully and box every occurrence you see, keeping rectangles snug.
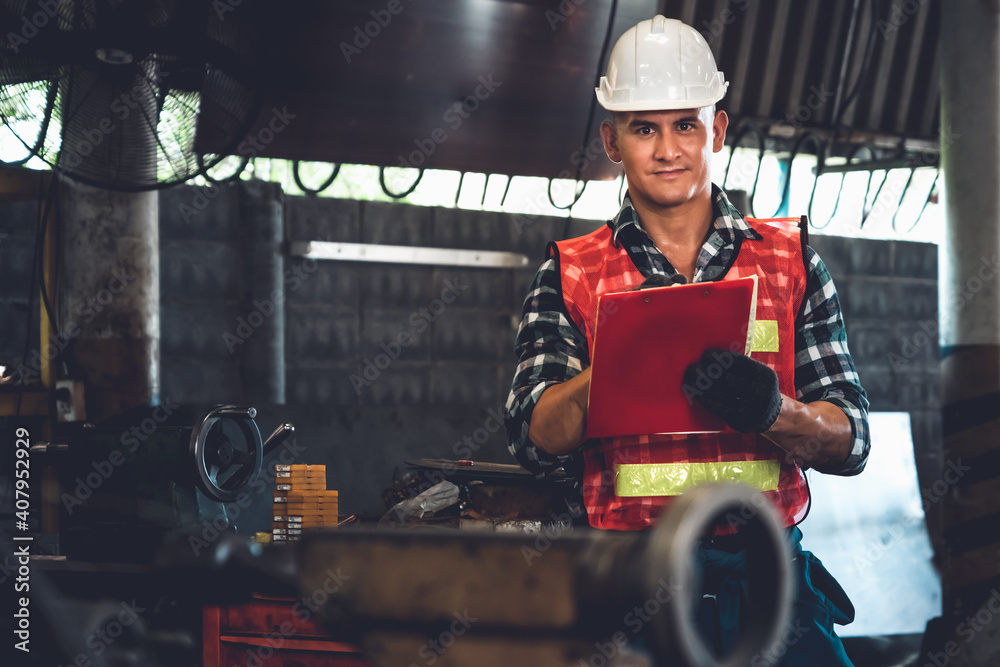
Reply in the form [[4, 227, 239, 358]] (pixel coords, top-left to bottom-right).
[[614, 460, 781, 497], [751, 320, 780, 353]]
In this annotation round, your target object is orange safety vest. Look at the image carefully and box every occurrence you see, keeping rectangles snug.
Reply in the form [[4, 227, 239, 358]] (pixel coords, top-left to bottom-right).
[[550, 218, 811, 532]]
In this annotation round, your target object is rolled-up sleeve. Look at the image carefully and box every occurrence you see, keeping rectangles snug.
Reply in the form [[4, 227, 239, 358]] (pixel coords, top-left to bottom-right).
[[794, 247, 871, 476], [505, 258, 589, 477]]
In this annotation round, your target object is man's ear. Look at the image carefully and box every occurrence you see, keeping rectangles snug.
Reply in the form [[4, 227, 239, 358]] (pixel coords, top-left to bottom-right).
[[600, 119, 622, 164], [712, 110, 729, 153]]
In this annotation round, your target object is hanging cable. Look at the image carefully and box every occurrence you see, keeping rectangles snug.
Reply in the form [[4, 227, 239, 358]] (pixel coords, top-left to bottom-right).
[[16, 173, 47, 415], [499, 175, 513, 208], [454, 171, 465, 207], [826, 143, 876, 227], [548, 178, 587, 210], [557, 180, 588, 239], [832, 0, 881, 130], [767, 132, 824, 222], [293, 160, 340, 196], [379, 166, 424, 199], [37, 175, 60, 342], [197, 154, 249, 185], [1, 80, 58, 167], [904, 168, 940, 235], [572, 0, 620, 184], [723, 126, 766, 217], [861, 167, 891, 229], [890, 167, 919, 233], [618, 171, 627, 204], [552, 0, 617, 232], [480, 174, 491, 208]]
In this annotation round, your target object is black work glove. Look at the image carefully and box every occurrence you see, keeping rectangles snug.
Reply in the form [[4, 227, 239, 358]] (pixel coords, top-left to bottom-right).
[[682, 348, 783, 433], [636, 273, 687, 289]]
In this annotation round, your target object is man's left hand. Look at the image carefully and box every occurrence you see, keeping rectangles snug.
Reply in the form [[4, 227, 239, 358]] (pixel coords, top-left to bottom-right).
[[682, 348, 782, 433]]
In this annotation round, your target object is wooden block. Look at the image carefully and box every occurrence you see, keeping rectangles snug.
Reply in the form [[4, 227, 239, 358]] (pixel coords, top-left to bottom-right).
[[276, 483, 329, 492], [292, 522, 335, 528], [275, 472, 326, 480], [287, 464, 326, 472], [286, 496, 337, 504]]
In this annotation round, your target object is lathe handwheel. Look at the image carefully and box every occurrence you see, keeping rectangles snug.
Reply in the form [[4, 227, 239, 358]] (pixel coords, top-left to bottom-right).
[[190, 405, 264, 503]]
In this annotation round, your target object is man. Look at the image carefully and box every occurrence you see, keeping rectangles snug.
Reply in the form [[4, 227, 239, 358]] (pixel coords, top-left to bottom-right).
[[505, 15, 870, 665]]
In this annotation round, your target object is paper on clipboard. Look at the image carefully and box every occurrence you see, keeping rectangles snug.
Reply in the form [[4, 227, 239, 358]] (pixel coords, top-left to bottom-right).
[[585, 275, 758, 438]]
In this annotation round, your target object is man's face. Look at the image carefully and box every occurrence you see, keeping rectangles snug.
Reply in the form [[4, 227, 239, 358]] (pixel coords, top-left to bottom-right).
[[600, 107, 728, 212]]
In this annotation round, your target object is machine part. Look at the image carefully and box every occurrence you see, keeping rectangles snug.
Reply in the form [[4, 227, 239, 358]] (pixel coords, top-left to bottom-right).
[[60, 599, 151, 667], [263, 422, 296, 456], [645, 484, 790, 666], [596, 16, 728, 112], [297, 483, 791, 667], [379, 481, 461, 527], [189, 405, 263, 503], [55, 379, 86, 422], [0, 528, 113, 667], [290, 240, 530, 268]]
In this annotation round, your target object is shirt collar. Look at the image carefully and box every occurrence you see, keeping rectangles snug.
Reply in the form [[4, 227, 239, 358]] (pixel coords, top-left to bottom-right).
[[607, 185, 763, 247]]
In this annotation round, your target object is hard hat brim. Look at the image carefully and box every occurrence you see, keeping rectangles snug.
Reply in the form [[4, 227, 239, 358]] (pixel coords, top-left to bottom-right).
[[595, 89, 727, 113]]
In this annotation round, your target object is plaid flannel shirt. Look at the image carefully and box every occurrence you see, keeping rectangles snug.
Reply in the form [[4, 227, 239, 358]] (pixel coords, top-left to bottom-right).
[[505, 186, 870, 483]]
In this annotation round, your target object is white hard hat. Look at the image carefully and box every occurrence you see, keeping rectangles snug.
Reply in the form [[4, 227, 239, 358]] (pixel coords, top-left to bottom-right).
[[596, 15, 729, 111]]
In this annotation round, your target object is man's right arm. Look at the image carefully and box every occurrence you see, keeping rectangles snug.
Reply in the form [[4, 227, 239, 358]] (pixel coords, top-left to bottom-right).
[[505, 258, 592, 476], [529, 367, 591, 454]]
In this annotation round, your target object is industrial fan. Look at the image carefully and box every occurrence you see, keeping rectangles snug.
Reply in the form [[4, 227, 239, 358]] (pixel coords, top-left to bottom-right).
[[0, 0, 265, 191]]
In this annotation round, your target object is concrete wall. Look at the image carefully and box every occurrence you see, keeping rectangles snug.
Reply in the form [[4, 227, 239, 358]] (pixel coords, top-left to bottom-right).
[[808, 235, 943, 545], [0, 182, 941, 540], [0, 200, 42, 369]]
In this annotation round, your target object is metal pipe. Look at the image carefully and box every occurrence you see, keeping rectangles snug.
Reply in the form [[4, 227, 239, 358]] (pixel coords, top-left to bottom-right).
[[298, 483, 792, 667], [938, 2, 1000, 664], [239, 180, 285, 405]]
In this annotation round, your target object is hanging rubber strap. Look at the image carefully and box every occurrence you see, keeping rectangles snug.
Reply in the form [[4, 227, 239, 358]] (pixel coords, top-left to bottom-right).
[[379, 167, 424, 199], [800, 214, 810, 275], [615, 460, 781, 497], [293, 160, 340, 195]]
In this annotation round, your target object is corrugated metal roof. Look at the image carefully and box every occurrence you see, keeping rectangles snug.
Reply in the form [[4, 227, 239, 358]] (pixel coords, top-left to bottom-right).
[[664, 0, 941, 144], [228, 0, 940, 179]]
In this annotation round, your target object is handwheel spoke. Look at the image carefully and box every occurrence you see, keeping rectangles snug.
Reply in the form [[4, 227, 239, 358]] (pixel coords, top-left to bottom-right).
[[230, 450, 254, 464]]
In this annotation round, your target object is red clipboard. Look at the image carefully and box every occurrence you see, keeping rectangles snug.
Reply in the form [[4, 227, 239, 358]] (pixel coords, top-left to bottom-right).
[[586, 276, 758, 438]]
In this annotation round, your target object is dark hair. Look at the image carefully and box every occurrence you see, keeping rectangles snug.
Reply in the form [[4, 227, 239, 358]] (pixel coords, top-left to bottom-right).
[[608, 105, 718, 129]]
